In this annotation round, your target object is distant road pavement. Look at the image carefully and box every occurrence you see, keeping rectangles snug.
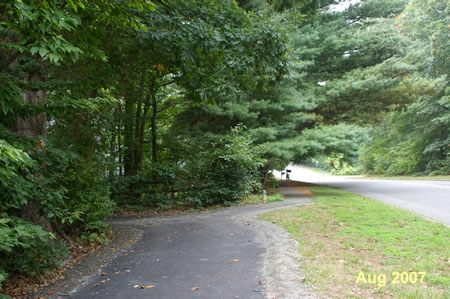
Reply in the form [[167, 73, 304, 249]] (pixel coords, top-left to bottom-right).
[[274, 165, 450, 226]]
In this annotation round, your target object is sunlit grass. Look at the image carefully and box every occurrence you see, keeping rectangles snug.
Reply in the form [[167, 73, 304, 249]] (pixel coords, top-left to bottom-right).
[[237, 193, 284, 206], [261, 183, 450, 298]]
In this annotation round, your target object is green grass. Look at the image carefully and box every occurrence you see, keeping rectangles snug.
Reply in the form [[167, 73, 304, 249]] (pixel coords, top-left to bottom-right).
[[237, 193, 284, 206], [261, 183, 450, 298]]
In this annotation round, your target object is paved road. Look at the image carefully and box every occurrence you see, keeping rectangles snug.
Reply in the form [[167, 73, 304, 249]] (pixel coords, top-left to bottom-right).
[[275, 165, 450, 226], [68, 186, 312, 299]]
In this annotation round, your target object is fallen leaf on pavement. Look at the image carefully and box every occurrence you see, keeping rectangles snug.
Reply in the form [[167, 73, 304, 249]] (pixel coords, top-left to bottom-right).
[[191, 287, 199, 291], [232, 259, 239, 262], [140, 285, 155, 289], [258, 280, 262, 285]]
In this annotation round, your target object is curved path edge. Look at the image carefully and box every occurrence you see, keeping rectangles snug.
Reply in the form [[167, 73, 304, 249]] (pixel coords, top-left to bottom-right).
[[233, 188, 316, 299]]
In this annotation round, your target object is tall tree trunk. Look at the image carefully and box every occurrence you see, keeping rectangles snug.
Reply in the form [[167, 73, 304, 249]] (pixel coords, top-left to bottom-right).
[[135, 93, 150, 171], [118, 104, 123, 176], [151, 95, 158, 163], [109, 107, 118, 178], [135, 80, 154, 172], [13, 58, 53, 232], [134, 71, 146, 172], [123, 92, 136, 176]]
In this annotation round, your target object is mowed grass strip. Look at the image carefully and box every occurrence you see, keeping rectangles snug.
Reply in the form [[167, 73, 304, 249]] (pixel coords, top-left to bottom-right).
[[238, 193, 284, 206], [261, 183, 449, 298]]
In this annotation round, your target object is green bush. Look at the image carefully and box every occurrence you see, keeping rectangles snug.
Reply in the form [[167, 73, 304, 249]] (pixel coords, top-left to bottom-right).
[[0, 217, 68, 280], [0, 139, 35, 211], [64, 161, 115, 233], [0, 132, 113, 287], [309, 154, 362, 175], [182, 126, 266, 206]]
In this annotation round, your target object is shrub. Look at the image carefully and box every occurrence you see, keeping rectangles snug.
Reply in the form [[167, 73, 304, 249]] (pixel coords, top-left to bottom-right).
[[0, 216, 68, 280], [182, 126, 266, 206]]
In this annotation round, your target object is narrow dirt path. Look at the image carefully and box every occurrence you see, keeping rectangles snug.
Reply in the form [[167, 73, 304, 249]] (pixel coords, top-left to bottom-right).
[[38, 184, 314, 299]]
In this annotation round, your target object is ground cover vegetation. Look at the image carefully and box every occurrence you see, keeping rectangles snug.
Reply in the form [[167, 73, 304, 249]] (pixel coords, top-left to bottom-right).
[[0, 0, 448, 293], [262, 181, 449, 298]]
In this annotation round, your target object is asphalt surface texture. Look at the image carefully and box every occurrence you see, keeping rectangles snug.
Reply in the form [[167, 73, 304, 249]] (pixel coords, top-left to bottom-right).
[[61, 185, 312, 299], [275, 165, 450, 226]]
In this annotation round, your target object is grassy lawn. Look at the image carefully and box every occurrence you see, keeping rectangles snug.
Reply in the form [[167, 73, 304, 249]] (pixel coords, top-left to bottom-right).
[[261, 182, 449, 298], [237, 193, 284, 206]]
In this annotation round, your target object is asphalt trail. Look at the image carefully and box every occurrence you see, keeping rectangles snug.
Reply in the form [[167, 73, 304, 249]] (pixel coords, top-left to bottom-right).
[[69, 186, 312, 299]]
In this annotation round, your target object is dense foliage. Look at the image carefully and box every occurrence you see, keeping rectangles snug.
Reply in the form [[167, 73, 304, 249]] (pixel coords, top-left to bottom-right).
[[0, 0, 448, 291], [359, 0, 449, 175], [287, 0, 448, 175]]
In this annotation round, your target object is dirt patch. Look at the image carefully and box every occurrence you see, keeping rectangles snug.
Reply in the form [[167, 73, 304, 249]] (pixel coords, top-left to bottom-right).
[[283, 180, 315, 198]]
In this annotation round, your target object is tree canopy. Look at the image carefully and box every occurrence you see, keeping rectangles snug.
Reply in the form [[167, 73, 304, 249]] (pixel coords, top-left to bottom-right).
[[0, 0, 448, 292]]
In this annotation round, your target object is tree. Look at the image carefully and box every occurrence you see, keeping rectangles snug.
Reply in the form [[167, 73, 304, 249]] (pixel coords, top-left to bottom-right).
[[360, 0, 449, 175], [0, 0, 155, 286]]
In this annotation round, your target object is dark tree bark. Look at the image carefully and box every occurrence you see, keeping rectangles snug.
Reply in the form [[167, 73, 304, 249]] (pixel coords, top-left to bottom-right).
[[134, 79, 155, 172], [109, 107, 119, 177], [123, 91, 136, 176], [118, 104, 123, 176], [11, 58, 54, 232], [151, 95, 158, 163], [134, 71, 146, 172]]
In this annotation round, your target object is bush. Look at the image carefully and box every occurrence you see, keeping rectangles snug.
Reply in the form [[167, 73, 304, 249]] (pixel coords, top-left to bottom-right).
[[0, 132, 113, 288], [182, 126, 266, 206], [64, 161, 115, 233], [0, 217, 68, 281]]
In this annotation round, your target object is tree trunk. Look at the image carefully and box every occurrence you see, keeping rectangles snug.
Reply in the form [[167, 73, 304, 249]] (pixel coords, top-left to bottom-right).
[[118, 104, 123, 176], [123, 93, 136, 176], [151, 95, 158, 163], [135, 80, 154, 171], [134, 71, 146, 171], [12, 58, 53, 232], [135, 93, 150, 171], [109, 107, 118, 177]]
